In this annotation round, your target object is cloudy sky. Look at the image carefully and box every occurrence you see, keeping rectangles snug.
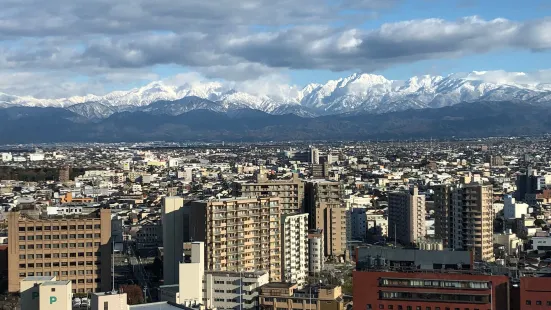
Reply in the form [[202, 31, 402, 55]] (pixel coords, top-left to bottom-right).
[[1, 0, 550, 98]]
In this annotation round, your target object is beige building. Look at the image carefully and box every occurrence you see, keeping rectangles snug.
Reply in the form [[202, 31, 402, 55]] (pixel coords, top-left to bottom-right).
[[8, 208, 111, 293], [259, 283, 344, 310], [162, 196, 185, 285], [233, 172, 304, 214], [388, 187, 426, 245], [91, 291, 129, 310], [451, 184, 494, 262], [187, 197, 282, 281], [20, 276, 72, 310], [305, 180, 347, 258]]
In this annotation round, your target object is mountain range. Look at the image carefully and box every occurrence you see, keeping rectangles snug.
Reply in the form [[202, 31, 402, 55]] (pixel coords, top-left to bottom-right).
[[1, 72, 551, 119], [1, 72, 551, 143]]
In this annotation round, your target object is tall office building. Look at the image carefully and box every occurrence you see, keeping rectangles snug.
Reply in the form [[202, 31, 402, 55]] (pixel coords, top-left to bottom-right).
[[432, 184, 453, 247], [233, 172, 305, 214], [162, 196, 185, 285], [305, 180, 347, 258], [187, 197, 282, 281], [451, 184, 494, 262], [388, 187, 426, 245], [8, 208, 111, 293], [281, 214, 309, 286]]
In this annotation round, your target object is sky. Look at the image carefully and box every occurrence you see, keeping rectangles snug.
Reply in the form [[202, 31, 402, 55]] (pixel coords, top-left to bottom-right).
[[0, 0, 550, 98]]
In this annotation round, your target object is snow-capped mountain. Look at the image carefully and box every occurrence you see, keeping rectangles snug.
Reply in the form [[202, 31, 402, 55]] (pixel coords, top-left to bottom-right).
[[2, 72, 551, 119]]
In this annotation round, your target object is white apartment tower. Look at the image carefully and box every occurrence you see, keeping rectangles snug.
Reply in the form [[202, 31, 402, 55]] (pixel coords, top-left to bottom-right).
[[308, 229, 324, 274], [388, 187, 426, 245], [281, 214, 309, 286]]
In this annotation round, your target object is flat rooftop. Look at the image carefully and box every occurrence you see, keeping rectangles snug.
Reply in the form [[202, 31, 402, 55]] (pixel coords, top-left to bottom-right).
[[261, 282, 295, 289], [129, 302, 196, 310], [42, 281, 71, 286], [22, 276, 56, 282]]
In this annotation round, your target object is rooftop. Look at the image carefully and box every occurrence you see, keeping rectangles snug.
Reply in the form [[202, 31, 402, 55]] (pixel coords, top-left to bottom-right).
[[42, 281, 71, 286], [22, 276, 55, 282], [129, 302, 196, 310]]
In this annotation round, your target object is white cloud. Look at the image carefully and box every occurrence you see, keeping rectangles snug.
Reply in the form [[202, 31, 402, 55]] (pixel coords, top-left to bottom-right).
[[0, 0, 550, 98]]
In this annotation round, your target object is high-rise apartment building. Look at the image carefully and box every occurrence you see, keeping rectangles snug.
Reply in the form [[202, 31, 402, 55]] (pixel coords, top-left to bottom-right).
[[432, 184, 453, 247], [310, 147, 320, 165], [162, 196, 185, 285], [305, 180, 347, 258], [233, 172, 305, 214], [7, 208, 112, 293], [59, 166, 70, 183], [281, 214, 309, 285], [451, 184, 494, 262], [186, 197, 282, 281], [307, 229, 324, 274], [388, 187, 426, 245]]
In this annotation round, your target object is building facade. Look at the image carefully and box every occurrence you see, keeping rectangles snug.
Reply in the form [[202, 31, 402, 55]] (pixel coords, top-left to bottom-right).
[[187, 197, 282, 281], [308, 229, 324, 274], [353, 269, 509, 310], [388, 187, 426, 245], [233, 173, 304, 214], [451, 184, 494, 262], [281, 214, 309, 285], [162, 196, 185, 285], [8, 208, 112, 293], [432, 184, 453, 247], [259, 283, 344, 310]]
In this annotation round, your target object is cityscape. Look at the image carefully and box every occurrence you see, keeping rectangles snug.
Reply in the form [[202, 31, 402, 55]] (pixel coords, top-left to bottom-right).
[[2, 0, 551, 309], [0, 138, 550, 309]]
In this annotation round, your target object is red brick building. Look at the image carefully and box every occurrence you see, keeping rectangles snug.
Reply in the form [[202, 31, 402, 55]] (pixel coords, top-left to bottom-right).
[[353, 270, 509, 310], [519, 276, 551, 309]]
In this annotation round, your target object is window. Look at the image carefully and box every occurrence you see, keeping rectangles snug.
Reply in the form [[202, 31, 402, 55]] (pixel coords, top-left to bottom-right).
[[61, 235, 68, 239], [36, 244, 42, 249], [45, 263, 51, 267], [28, 264, 34, 268], [19, 245, 25, 250], [379, 306, 384, 309], [547, 301, 551, 306], [78, 243, 84, 247], [45, 244, 51, 249], [366, 305, 372, 310], [70, 225, 76, 229], [86, 234, 92, 238], [61, 226, 67, 230], [526, 300, 531, 305], [52, 226, 59, 231], [52, 235, 59, 240], [62, 271, 68, 275], [19, 227, 25, 232], [94, 224, 101, 229], [388, 306, 393, 310], [53, 262, 59, 267], [36, 227, 42, 231], [44, 226, 51, 231], [27, 245, 34, 249], [86, 225, 92, 229], [104, 301, 109, 310], [94, 233, 100, 238], [28, 254, 34, 259], [45, 254, 51, 258], [536, 301, 542, 305], [19, 264, 25, 268], [78, 225, 84, 229], [19, 236, 25, 240], [27, 236, 34, 241], [52, 244, 59, 248], [86, 242, 93, 247], [70, 253, 76, 257], [78, 234, 84, 238], [36, 236, 42, 240], [45, 235, 51, 240], [19, 255, 25, 259]]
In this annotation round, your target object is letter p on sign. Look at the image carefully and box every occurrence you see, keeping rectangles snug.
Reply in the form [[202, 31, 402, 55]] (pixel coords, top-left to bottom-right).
[[50, 296, 57, 304]]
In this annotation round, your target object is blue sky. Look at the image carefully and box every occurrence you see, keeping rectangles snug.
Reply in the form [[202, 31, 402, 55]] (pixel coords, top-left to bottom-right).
[[287, 0, 551, 85], [0, 0, 550, 97]]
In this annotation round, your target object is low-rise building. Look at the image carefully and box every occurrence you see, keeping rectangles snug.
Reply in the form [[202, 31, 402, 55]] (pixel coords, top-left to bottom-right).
[[259, 282, 344, 310]]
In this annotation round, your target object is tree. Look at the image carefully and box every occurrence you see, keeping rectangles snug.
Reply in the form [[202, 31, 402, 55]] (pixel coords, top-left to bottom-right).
[[534, 219, 546, 227], [120, 284, 145, 305]]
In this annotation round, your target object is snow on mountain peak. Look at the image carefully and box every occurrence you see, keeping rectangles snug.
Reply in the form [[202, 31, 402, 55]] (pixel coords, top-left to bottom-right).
[[1, 71, 551, 118]]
